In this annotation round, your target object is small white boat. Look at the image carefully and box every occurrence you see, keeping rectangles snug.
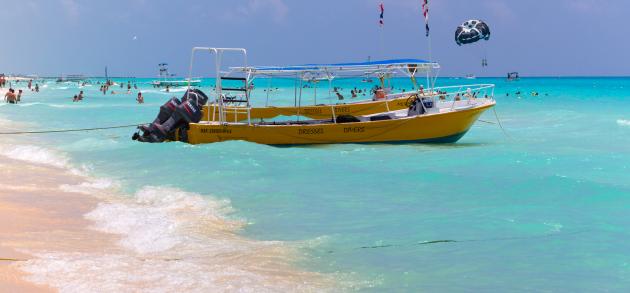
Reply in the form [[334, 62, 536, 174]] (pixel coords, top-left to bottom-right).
[[464, 74, 476, 80], [151, 63, 200, 87]]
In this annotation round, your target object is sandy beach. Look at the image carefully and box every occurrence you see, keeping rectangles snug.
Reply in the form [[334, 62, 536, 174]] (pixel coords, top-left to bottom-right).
[[0, 114, 333, 292], [0, 155, 116, 292]]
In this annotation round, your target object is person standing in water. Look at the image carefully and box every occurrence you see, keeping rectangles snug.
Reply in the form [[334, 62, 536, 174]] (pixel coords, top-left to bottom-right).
[[17, 89, 23, 102], [136, 92, 144, 104], [4, 89, 17, 103], [35, 83, 39, 92]]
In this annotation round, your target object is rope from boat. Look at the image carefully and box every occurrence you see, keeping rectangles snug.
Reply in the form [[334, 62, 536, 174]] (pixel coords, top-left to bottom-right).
[[0, 123, 146, 135], [324, 230, 588, 254], [0, 257, 28, 262], [492, 107, 512, 140], [477, 119, 496, 125]]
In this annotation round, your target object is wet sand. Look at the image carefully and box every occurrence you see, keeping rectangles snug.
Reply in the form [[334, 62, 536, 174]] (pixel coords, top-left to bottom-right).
[[0, 156, 116, 292]]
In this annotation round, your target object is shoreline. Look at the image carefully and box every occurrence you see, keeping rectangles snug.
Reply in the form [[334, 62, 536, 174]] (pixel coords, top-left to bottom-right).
[[0, 155, 114, 292], [0, 115, 334, 291]]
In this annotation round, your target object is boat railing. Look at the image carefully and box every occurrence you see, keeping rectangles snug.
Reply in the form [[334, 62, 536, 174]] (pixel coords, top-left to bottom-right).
[[187, 47, 251, 125], [428, 84, 495, 111], [382, 83, 494, 112]]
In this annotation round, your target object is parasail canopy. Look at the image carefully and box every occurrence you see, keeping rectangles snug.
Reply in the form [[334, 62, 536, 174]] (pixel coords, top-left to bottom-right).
[[455, 20, 490, 46]]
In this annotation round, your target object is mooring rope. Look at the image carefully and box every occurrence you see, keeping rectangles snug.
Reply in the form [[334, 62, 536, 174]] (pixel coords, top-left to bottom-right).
[[0, 257, 28, 262], [492, 107, 512, 140], [0, 123, 146, 135], [325, 230, 587, 254], [477, 119, 496, 125]]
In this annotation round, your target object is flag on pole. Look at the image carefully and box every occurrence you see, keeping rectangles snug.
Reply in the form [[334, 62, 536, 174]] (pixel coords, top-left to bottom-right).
[[422, 0, 430, 36], [379, 3, 384, 27]]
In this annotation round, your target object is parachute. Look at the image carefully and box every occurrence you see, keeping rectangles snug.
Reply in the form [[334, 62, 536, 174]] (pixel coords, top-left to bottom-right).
[[455, 20, 490, 46]]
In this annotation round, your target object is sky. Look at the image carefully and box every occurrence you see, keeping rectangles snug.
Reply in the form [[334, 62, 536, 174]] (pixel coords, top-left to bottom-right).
[[0, 0, 627, 77]]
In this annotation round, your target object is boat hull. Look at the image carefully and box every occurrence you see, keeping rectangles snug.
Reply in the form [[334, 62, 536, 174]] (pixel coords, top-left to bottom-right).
[[186, 101, 495, 145], [201, 94, 415, 121]]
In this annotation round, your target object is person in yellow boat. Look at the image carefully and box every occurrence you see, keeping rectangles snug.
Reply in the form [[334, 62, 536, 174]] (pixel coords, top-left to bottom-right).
[[373, 87, 386, 100]]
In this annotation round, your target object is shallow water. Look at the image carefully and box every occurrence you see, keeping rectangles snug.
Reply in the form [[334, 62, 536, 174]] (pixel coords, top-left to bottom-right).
[[1, 77, 630, 291]]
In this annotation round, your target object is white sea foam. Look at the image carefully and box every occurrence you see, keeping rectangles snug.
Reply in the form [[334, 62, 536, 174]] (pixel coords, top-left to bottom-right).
[[21, 185, 333, 292], [21, 251, 329, 293], [59, 177, 119, 195], [617, 119, 630, 127], [85, 186, 240, 254], [0, 144, 70, 169]]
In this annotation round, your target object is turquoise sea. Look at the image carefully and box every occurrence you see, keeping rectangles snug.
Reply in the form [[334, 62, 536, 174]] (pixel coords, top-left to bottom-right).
[[1, 77, 630, 291]]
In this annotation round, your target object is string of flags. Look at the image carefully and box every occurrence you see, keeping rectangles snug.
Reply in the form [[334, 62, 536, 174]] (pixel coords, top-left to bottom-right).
[[378, 1, 429, 38], [422, 0, 430, 37], [379, 3, 384, 27]]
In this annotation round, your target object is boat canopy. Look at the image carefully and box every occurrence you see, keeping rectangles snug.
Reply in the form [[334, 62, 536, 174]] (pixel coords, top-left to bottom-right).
[[231, 59, 440, 78]]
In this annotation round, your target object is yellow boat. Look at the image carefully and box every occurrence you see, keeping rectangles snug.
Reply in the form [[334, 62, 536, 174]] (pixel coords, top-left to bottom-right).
[[133, 47, 497, 146], [187, 99, 495, 145]]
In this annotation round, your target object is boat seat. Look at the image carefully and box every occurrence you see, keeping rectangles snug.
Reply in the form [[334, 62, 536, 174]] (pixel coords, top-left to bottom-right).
[[220, 77, 247, 81], [223, 99, 248, 103], [369, 114, 392, 121]]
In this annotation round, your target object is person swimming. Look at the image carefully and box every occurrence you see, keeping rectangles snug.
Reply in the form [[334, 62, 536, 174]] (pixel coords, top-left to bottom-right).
[[336, 91, 344, 100]]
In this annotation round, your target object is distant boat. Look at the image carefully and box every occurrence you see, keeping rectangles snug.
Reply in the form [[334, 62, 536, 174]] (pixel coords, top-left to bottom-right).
[[151, 63, 200, 87], [464, 74, 476, 80], [507, 72, 519, 81], [56, 74, 87, 83]]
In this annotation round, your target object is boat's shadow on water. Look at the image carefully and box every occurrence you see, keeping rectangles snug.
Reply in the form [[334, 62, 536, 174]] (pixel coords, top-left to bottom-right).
[[271, 141, 492, 150]]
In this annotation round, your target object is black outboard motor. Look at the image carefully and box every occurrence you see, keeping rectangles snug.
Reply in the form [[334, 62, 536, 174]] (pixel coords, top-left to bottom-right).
[[133, 89, 209, 143], [153, 89, 208, 140], [139, 97, 181, 134]]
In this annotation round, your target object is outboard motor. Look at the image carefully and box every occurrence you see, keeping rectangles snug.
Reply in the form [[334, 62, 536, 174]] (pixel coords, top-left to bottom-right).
[[133, 89, 209, 143], [138, 97, 181, 134]]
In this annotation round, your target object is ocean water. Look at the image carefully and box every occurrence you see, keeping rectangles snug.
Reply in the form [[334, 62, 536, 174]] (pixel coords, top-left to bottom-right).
[[1, 77, 630, 291]]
